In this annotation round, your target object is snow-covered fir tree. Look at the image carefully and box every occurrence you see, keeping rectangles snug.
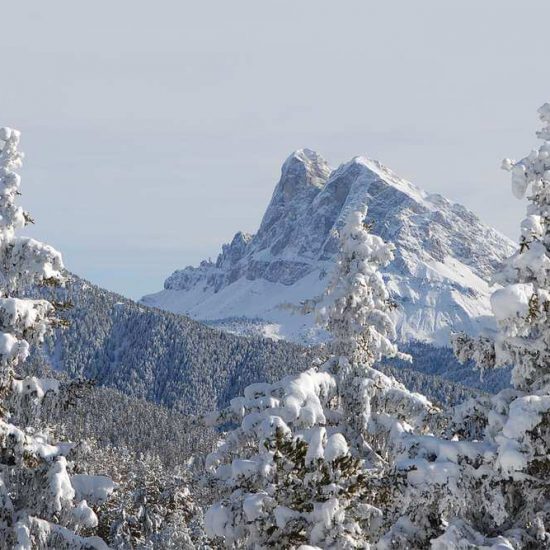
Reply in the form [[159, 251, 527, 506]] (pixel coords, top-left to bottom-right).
[[313, 207, 426, 464], [203, 206, 434, 548], [0, 128, 113, 549], [316, 207, 403, 367], [442, 104, 550, 547]]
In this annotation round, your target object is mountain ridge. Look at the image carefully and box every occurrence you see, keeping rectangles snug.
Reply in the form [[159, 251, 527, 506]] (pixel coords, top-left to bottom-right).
[[142, 150, 515, 345]]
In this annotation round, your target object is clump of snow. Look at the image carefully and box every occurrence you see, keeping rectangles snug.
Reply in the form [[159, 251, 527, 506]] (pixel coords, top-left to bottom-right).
[[204, 503, 231, 538], [48, 457, 75, 512], [243, 492, 269, 521], [71, 474, 116, 504], [0, 332, 26, 363], [72, 499, 98, 528], [324, 433, 349, 462], [305, 426, 326, 464], [12, 376, 59, 400], [432, 520, 515, 550], [503, 395, 550, 440], [490, 283, 533, 322]]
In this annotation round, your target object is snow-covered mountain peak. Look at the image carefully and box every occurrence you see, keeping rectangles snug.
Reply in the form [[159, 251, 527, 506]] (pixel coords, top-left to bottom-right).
[[143, 151, 516, 346], [254, 149, 331, 255], [280, 148, 331, 189]]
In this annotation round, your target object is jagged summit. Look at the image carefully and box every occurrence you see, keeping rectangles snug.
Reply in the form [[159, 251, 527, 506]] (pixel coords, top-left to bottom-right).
[[143, 151, 516, 345], [279, 148, 330, 189], [254, 149, 330, 256]]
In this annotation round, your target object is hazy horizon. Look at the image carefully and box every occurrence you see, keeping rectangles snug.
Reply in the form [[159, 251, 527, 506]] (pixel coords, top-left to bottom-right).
[[3, 1, 549, 298]]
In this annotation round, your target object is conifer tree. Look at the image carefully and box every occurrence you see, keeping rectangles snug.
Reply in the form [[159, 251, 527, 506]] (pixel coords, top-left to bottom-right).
[[313, 207, 425, 464], [0, 128, 112, 549], [442, 104, 550, 547], [204, 206, 432, 548], [453, 103, 550, 391], [317, 207, 403, 367]]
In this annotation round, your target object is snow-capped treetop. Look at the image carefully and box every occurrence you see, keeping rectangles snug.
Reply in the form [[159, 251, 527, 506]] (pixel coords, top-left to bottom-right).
[[0, 127, 26, 233], [0, 128, 63, 381], [447, 106, 550, 546], [316, 205, 408, 367], [492, 104, 550, 390], [0, 128, 63, 293], [536, 102, 550, 141]]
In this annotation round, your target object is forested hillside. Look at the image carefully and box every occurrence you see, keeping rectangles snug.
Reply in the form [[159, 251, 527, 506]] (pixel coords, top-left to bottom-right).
[[34, 276, 309, 414], [383, 341, 511, 393], [32, 276, 482, 414]]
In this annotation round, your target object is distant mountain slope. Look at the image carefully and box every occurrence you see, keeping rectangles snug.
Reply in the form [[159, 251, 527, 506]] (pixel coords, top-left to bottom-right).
[[142, 150, 515, 346], [32, 276, 482, 413], [35, 276, 308, 414]]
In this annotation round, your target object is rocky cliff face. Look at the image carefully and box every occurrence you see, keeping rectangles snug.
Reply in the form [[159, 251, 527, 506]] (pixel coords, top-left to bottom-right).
[[143, 150, 516, 345]]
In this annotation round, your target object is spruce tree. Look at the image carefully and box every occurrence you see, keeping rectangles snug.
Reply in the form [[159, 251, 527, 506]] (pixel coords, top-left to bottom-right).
[[203, 206, 432, 548], [0, 128, 112, 549], [443, 104, 550, 547]]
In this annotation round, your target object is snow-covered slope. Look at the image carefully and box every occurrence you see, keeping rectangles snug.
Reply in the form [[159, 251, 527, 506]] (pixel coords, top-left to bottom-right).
[[142, 150, 516, 346]]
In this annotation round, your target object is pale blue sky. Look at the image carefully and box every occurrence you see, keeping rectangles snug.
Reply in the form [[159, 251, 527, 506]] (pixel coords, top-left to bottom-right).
[[2, 1, 549, 298]]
